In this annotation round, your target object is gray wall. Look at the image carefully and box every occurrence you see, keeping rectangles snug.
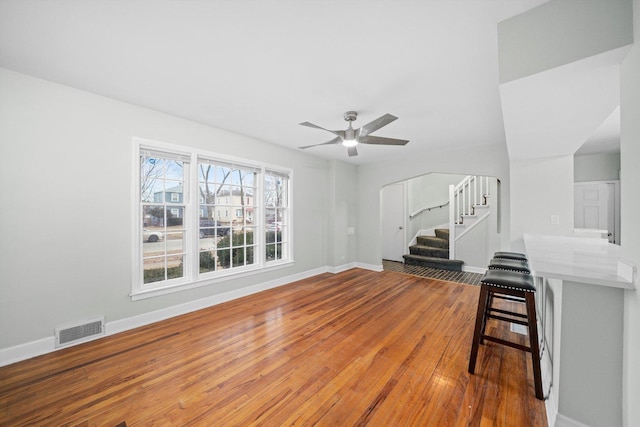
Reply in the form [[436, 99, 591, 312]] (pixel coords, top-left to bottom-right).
[[621, 1, 640, 425], [574, 152, 621, 182], [498, 0, 633, 83], [509, 156, 575, 252], [0, 68, 333, 348], [327, 160, 358, 267], [406, 173, 466, 241]]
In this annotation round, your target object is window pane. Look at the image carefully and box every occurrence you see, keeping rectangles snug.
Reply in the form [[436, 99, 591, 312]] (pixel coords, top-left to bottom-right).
[[265, 171, 289, 264], [216, 166, 232, 183], [143, 257, 165, 284], [138, 148, 188, 289], [166, 255, 184, 280], [217, 249, 230, 269], [200, 250, 217, 273], [166, 206, 184, 227], [199, 183, 216, 205], [166, 232, 185, 255], [165, 180, 183, 204], [164, 161, 184, 181], [199, 164, 216, 183]]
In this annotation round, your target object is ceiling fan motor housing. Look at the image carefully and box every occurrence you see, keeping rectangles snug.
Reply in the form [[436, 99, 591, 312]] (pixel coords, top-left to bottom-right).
[[343, 111, 358, 122]]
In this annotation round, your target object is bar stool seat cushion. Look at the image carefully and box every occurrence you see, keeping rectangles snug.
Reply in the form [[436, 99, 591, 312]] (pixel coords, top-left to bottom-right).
[[488, 258, 530, 274], [481, 269, 535, 292], [494, 251, 527, 261]]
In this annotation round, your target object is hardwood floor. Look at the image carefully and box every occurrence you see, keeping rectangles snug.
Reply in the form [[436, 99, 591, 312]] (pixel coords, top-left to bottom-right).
[[0, 269, 547, 426]]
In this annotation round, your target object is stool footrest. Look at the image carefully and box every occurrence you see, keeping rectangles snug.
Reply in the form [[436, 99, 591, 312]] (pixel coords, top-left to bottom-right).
[[492, 294, 525, 303], [482, 335, 532, 353], [487, 313, 529, 326]]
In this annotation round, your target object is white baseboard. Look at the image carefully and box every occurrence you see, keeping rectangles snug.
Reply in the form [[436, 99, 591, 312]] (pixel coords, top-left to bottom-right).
[[0, 266, 329, 367], [355, 262, 383, 272], [0, 264, 387, 367], [0, 336, 57, 367], [107, 266, 329, 337], [327, 262, 357, 273]]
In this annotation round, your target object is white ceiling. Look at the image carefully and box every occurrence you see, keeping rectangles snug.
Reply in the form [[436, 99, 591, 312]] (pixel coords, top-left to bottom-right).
[[5, 0, 610, 166]]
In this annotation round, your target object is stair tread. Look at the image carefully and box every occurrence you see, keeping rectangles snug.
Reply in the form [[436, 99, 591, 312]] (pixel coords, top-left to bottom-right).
[[403, 254, 464, 272], [404, 254, 463, 264], [416, 235, 449, 249]]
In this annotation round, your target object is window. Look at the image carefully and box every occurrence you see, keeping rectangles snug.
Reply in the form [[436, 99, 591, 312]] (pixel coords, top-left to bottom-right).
[[198, 159, 259, 274], [134, 138, 292, 299], [139, 148, 189, 286], [265, 170, 289, 262]]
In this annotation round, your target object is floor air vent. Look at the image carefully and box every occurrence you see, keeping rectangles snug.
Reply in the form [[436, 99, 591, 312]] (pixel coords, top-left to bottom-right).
[[55, 317, 105, 348]]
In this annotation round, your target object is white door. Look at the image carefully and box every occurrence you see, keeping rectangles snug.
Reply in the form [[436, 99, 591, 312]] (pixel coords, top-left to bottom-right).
[[574, 182, 615, 243], [381, 183, 406, 262]]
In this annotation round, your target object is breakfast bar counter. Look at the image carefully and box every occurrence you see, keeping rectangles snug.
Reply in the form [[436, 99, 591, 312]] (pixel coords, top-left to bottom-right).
[[522, 234, 636, 427]]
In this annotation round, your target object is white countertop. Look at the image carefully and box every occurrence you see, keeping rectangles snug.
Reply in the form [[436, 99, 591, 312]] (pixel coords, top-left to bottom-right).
[[523, 234, 636, 289]]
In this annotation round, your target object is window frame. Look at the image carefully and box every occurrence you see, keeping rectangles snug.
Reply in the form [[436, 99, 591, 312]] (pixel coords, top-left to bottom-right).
[[132, 137, 293, 300]]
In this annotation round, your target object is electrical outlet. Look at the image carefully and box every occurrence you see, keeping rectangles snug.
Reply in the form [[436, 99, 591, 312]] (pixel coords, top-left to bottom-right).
[[551, 215, 560, 225]]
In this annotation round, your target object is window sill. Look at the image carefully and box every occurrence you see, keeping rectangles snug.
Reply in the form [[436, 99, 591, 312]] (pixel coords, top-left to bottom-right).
[[130, 260, 295, 301]]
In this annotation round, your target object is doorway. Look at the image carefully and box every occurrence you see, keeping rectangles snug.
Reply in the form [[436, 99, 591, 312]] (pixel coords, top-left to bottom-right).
[[574, 181, 620, 244], [380, 182, 406, 262]]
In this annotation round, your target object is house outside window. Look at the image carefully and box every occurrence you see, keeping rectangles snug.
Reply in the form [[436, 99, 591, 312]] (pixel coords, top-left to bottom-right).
[[133, 138, 292, 299]]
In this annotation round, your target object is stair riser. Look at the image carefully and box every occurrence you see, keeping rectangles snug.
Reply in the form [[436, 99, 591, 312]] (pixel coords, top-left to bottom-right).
[[416, 236, 449, 249], [403, 255, 463, 272], [434, 228, 450, 240], [410, 246, 449, 258]]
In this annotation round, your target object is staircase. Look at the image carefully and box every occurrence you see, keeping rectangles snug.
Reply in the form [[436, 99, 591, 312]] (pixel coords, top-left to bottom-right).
[[403, 228, 464, 271], [402, 175, 492, 272]]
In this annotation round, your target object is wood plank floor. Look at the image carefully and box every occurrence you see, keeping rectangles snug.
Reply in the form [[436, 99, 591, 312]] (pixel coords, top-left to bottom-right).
[[0, 269, 547, 426]]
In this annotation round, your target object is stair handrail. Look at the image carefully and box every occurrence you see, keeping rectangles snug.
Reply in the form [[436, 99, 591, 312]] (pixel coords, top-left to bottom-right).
[[449, 175, 491, 260], [409, 200, 449, 219]]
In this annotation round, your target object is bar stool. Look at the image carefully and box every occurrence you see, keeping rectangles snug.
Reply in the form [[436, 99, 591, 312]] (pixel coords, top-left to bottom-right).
[[493, 251, 527, 261], [488, 257, 530, 274], [483, 258, 530, 333], [468, 269, 544, 400]]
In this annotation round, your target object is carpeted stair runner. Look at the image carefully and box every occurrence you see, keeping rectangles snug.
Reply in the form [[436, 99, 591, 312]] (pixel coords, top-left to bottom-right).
[[402, 228, 464, 271]]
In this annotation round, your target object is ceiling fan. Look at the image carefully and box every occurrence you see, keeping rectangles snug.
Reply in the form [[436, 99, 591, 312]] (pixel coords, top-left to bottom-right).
[[298, 111, 409, 157]]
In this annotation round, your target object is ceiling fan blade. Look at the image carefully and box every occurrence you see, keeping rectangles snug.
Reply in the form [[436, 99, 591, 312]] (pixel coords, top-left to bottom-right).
[[359, 114, 398, 137], [299, 136, 342, 149], [347, 145, 358, 157], [299, 121, 344, 137], [358, 135, 409, 146]]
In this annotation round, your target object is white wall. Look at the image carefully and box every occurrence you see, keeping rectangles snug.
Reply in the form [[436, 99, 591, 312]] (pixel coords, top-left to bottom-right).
[[454, 178, 500, 269], [406, 173, 466, 240], [574, 152, 621, 182], [0, 68, 334, 350], [621, 1, 640, 425], [327, 160, 358, 267], [509, 156, 575, 252]]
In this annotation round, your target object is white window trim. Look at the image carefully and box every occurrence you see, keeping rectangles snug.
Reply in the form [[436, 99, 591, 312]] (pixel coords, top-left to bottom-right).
[[131, 137, 293, 300]]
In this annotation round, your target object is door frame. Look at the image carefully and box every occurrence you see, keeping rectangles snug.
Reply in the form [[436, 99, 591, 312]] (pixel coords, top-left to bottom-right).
[[574, 180, 620, 244], [380, 182, 407, 262]]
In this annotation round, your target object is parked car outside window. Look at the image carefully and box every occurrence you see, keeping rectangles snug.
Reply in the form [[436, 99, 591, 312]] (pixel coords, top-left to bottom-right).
[[143, 229, 164, 243], [199, 220, 230, 238]]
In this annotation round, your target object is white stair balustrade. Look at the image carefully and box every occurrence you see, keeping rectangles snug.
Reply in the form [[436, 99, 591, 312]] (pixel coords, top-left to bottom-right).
[[448, 176, 491, 259]]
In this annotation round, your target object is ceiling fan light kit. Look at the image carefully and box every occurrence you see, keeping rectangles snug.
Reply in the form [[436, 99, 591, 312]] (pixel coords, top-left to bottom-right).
[[299, 111, 409, 157]]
